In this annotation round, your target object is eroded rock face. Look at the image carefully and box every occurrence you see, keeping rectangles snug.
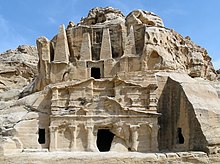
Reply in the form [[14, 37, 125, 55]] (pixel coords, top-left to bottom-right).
[[126, 10, 164, 27], [1, 7, 220, 162], [78, 7, 125, 25], [0, 45, 38, 93], [32, 7, 216, 92]]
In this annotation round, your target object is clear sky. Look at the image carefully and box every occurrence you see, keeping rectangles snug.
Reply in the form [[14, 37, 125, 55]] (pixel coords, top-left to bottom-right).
[[0, 0, 220, 68]]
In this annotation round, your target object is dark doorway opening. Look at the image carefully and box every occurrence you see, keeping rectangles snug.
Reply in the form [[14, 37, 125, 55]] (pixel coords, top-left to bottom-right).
[[177, 128, 184, 144], [38, 128, 45, 144], [96, 129, 114, 152], [91, 67, 101, 79]]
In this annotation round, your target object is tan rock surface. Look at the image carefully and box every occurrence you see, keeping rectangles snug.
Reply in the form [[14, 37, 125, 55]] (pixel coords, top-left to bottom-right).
[[32, 7, 216, 92], [0, 6, 220, 163], [0, 151, 212, 164], [0, 45, 38, 93]]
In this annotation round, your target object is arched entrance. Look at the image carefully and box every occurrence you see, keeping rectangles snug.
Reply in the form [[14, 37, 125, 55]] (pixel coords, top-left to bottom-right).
[[96, 129, 114, 152]]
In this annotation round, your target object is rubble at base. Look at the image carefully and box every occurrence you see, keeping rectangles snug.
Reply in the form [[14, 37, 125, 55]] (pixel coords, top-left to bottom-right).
[[0, 151, 215, 164]]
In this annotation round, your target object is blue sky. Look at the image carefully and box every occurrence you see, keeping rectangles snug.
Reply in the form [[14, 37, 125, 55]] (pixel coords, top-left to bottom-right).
[[1, 0, 220, 68]]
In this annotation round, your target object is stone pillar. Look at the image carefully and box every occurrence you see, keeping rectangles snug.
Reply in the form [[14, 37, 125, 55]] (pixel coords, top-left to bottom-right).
[[85, 125, 98, 152], [149, 89, 157, 111], [69, 125, 77, 151], [51, 88, 59, 115], [130, 125, 140, 151], [49, 126, 58, 151], [37, 37, 51, 62], [35, 36, 51, 90], [100, 28, 112, 60], [66, 27, 75, 61], [150, 124, 159, 151], [85, 125, 94, 151], [80, 33, 92, 61], [54, 24, 70, 63], [147, 84, 158, 111], [124, 25, 136, 56]]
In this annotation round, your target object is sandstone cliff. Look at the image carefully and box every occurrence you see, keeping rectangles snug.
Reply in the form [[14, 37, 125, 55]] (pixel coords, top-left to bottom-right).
[[0, 7, 220, 163], [0, 45, 38, 94], [30, 8, 216, 93]]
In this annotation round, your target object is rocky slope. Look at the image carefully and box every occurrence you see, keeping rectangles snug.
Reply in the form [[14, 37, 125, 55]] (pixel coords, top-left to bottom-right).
[[0, 45, 39, 139], [0, 7, 220, 164], [0, 45, 38, 93], [216, 69, 220, 80]]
